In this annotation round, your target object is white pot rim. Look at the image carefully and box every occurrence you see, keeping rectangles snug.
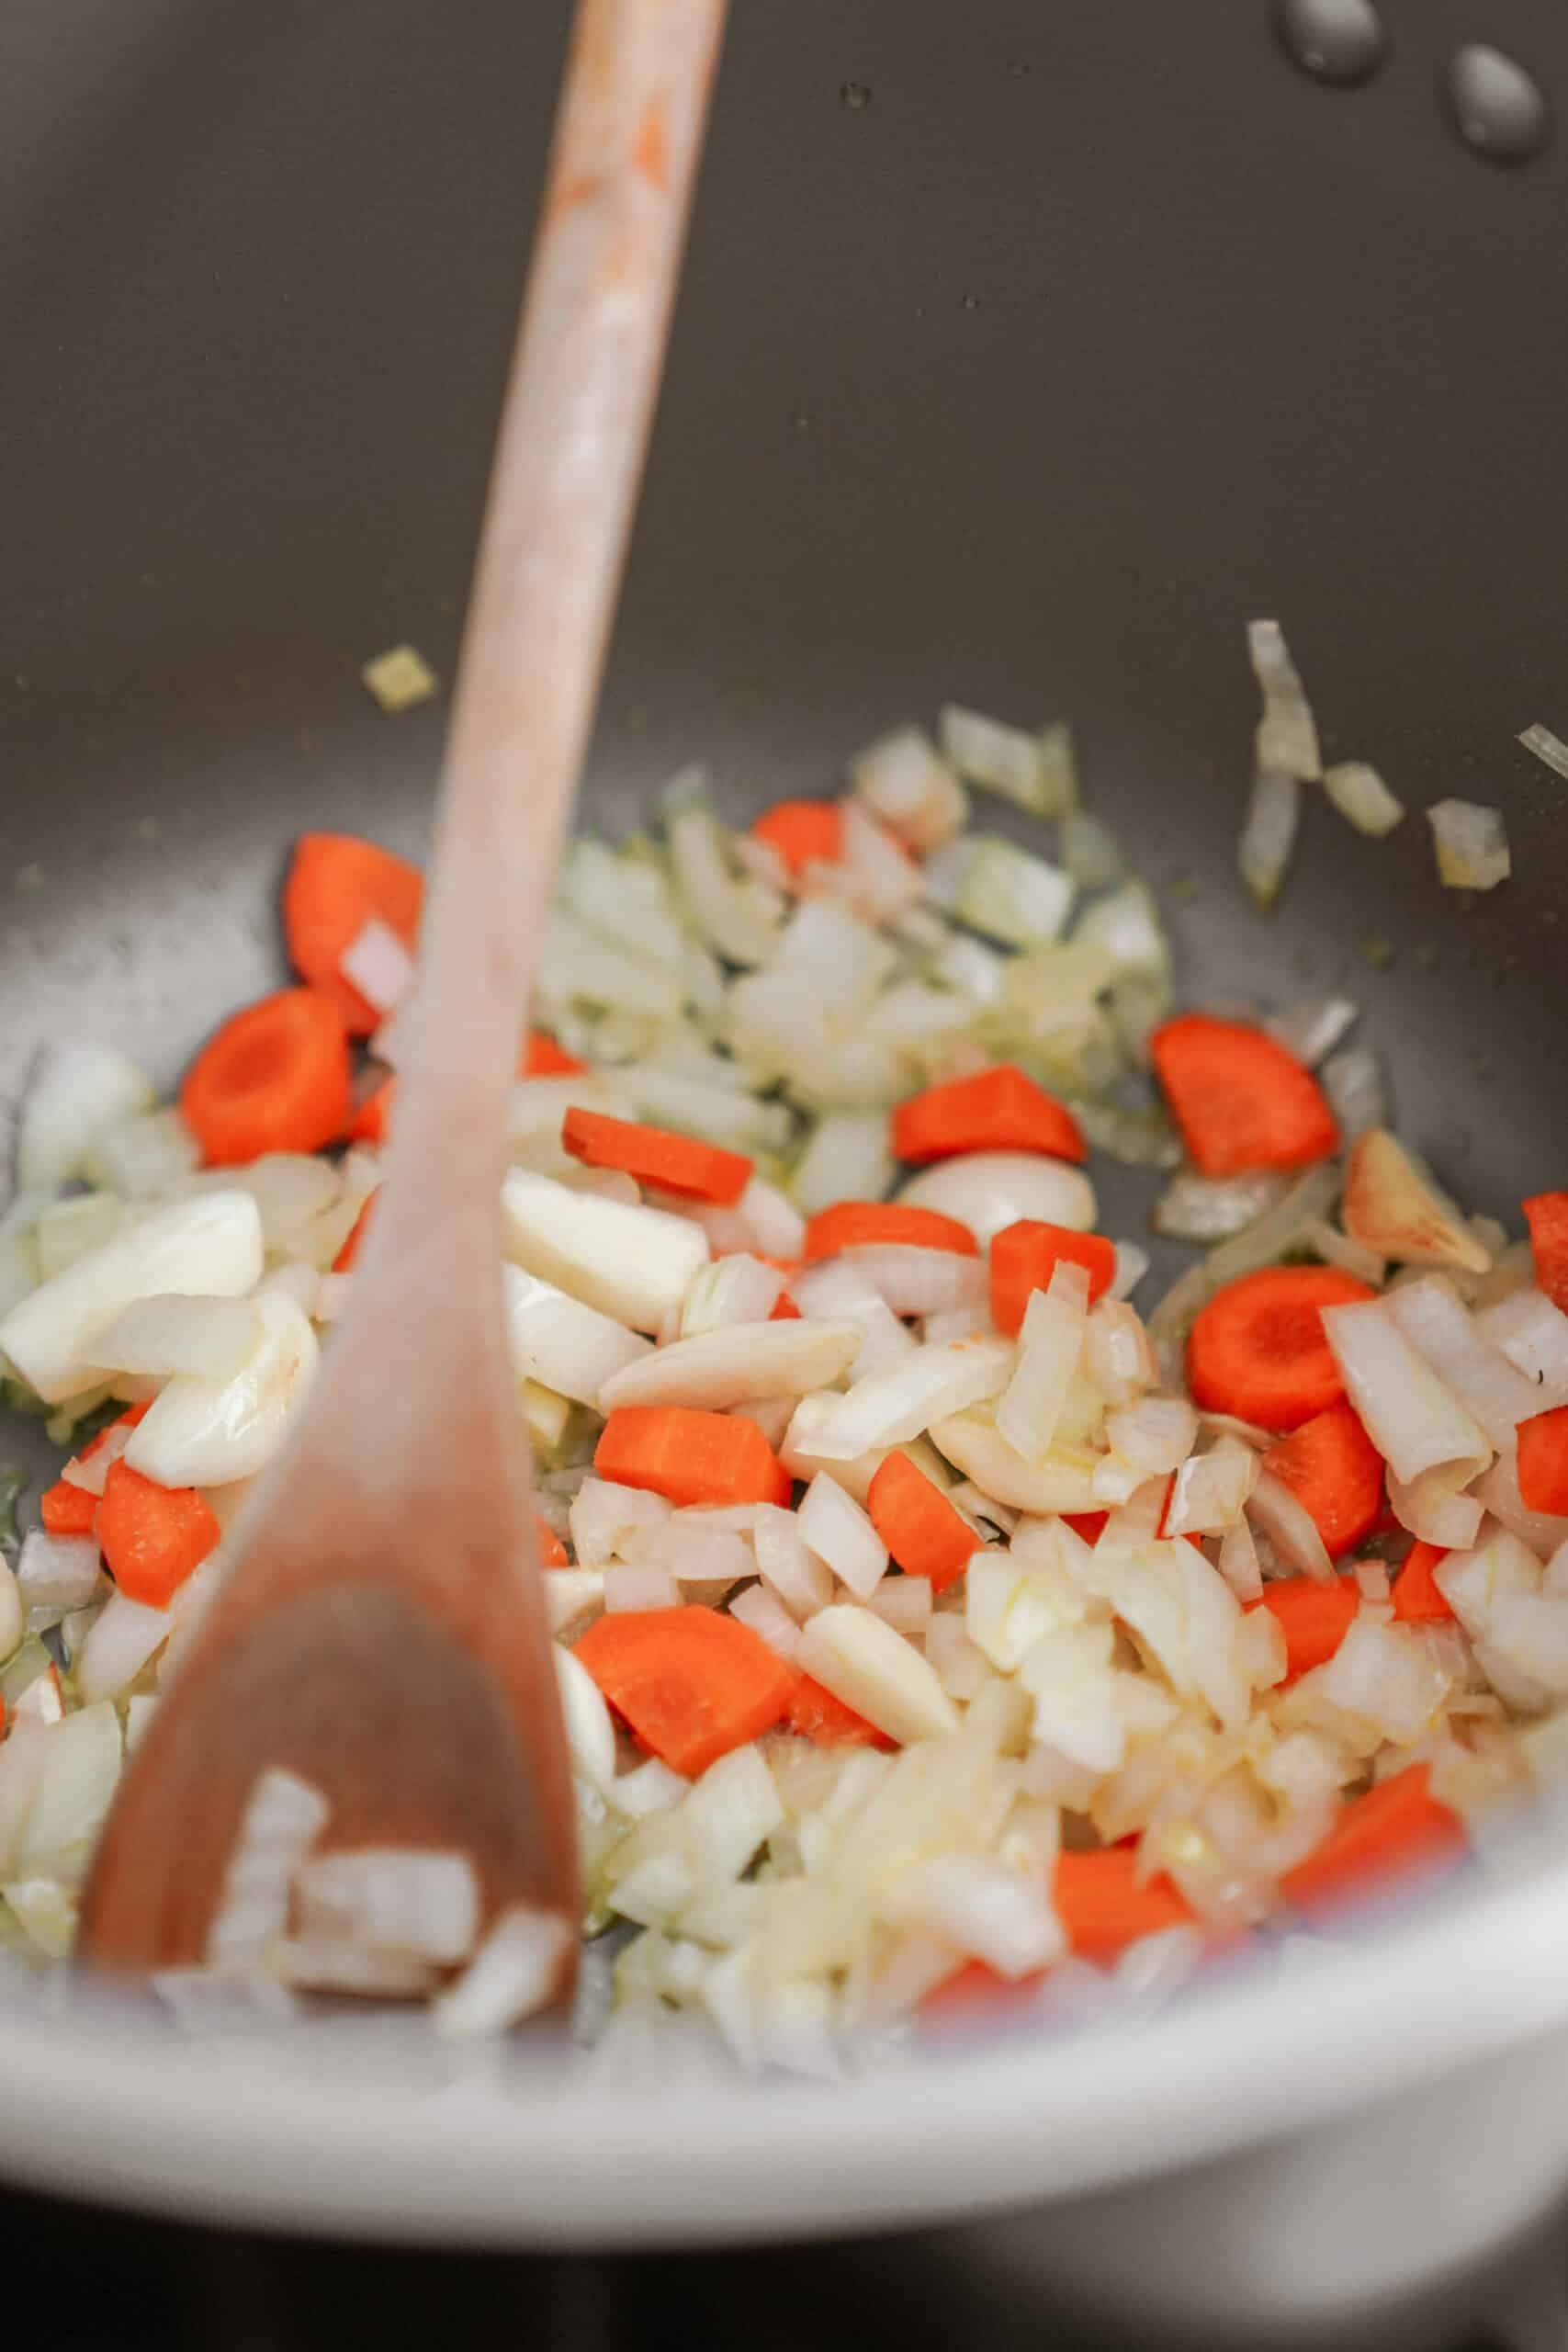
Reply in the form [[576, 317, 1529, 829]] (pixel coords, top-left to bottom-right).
[[11, 1838, 1568, 2246]]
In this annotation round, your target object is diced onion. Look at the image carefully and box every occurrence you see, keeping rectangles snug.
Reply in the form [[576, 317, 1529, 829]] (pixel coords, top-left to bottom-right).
[[125, 1293, 318, 1489], [729, 1582, 803, 1663], [797, 1604, 958, 1744], [1165, 1435, 1259, 1537], [1384, 1275, 1546, 1448], [895, 1153, 1096, 1249], [792, 1114, 894, 1217], [87, 1293, 262, 1383], [339, 917, 415, 1015], [502, 1170, 708, 1335], [996, 1264, 1089, 1458], [1265, 997, 1359, 1068], [17, 1041, 154, 1192], [1153, 1167, 1292, 1244], [207, 1767, 329, 1972], [1237, 771, 1301, 911], [852, 725, 969, 851], [1518, 721, 1568, 781], [17, 1532, 100, 1612], [598, 1320, 859, 1414], [1323, 1298, 1491, 1487], [1247, 620, 1322, 781], [1247, 1470, 1335, 1583], [810, 1337, 1013, 1460], [752, 1503, 835, 1620], [796, 1475, 888, 1599], [502, 1263, 652, 1406], [1322, 763, 1404, 838], [1341, 1130, 1492, 1275], [1427, 799, 1510, 891], [294, 1849, 479, 1965], [1475, 1288, 1568, 1394], [938, 706, 1076, 818]]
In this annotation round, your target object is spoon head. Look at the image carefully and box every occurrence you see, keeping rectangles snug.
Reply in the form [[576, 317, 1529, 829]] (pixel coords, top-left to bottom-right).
[[77, 1576, 580, 1991]]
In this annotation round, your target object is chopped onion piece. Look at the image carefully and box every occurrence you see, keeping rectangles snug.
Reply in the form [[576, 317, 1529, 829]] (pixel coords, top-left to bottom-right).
[[604, 1564, 680, 1612], [792, 1114, 894, 1218], [868, 1577, 932, 1637], [125, 1293, 317, 1488], [84, 1109, 200, 1200], [838, 801, 922, 924], [729, 1582, 803, 1663], [1165, 1435, 1259, 1537], [796, 1475, 888, 1599], [502, 1170, 708, 1335], [152, 1968, 300, 2032], [791, 1260, 916, 1379], [554, 1647, 617, 1792], [752, 1503, 835, 1620], [929, 1411, 1100, 1514], [17, 1532, 100, 1612], [852, 725, 968, 851], [1387, 1466, 1483, 1551], [1384, 1275, 1546, 1447], [1205, 1161, 1342, 1292], [339, 916, 415, 1015], [938, 706, 1076, 818], [1217, 1515, 1264, 1603], [810, 1337, 1013, 1461], [598, 1320, 860, 1414], [666, 792, 783, 968], [891, 1854, 1064, 1977], [1247, 620, 1322, 781], [545, 1570, 604, 1635], [842, 1243, 989, 1320], [1153, 1167, 1292, 1244], [1237, 771, 1302, 911], [1427, 799, 1510, 891], [797, 1604, 958, 1745], [1322, 763, 1404, 838], [1318, 1614, 1451, 1745], [1248, 1470, 1335, 1583], [1105, 1396, 1199, 1479], [87, 1293, 262, 1383], [1265, 997, 1359, 1068], [1473, 1454, 1568, 1561], [502, 1263, 651, 1406], [930, 836, 1074, 949], [17, 1041, 154, 1192], [273, 1939, 442, 1998], [1342, 1130, 1492, 1274], [1518, 721, 1568, 781], [207, 1767, 329, 1972], [997, 1264, 1089, 1458], [1475, 1288, 1568, 1393], [1323, 1299, 1491, 1487], [292, 1848, 479, 1965], [895, 1153, 1096, 1250], [681, 1255, 785, 1336]]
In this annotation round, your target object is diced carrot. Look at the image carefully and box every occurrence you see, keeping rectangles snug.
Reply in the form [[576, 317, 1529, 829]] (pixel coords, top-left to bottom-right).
[[1150, 1014, 1340, 1178], [96, 1459, 221, 1608], [333, 1193, 377, 1272], [1187, 1266, 1378, 1432], [347, 1075, 395, 1144], [750, 799, 842, 874], [573, 1606, 797, 1776], [1524, 1193, 1568, 1315], [786, 1674, 895, 1748], [1280, 1764, 1465, 1918], [39, 1481, 98, 1536], [1392, 1541, 1453, 1624], [523, 1030, 586, 1078], [180, 989, 351, 1167], [989, 1221, 1116, 1334], [866, 1452, 978, 1592], [1262, 1399, 1384, 1558], [1063, 1510, 1109, 1546], [561, 1106, 752, 1206], [892, 1065, 1086, 1167], [1054, 1848, 1198, 1962], [1517, 1405, 1568, 1515], [282, 833, 424, 1035], [802, 1202, 979, 1262], [595, 1406, 791, 1509], [534, 1516, 569, 1568], [769, 1290, 802, 1320], [1247, 1575, 1360, 1680]]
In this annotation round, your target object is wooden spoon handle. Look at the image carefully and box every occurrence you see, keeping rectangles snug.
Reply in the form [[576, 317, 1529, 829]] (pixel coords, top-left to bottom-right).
[[372, 0, 728, 1270]]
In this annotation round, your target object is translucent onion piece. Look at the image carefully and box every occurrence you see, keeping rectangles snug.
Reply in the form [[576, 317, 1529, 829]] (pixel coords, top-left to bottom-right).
[[797, 1604, 958, 1745], [598, 1319, 859, 1415], [1265, 997, 1359, 1069], [1247, 1470, 1335, 1583], [851, 725, 968, 852], [997, 1264, 1089, 1458], [1384, 1274, 1546, 1447], [894, 1154, 1096, 1250], [1323, 1298, 1491, 1487], [294, 1849, 479, 1965], [17, 1041, 153, 1193], [1247, 620, 1323, 781], [1427, 799, 1510, 891], [1518, 721, 1568, 782], [1153, 1167, 1292, 1244], [1342, 1130, 1491, 1274], [1238, 771, 1302, 910], [1166, 1435, 1259, 1537], [1322, 763, 1404, 838], [796, 1474, 889, 1599], [811, 1338, 1013, 1461]]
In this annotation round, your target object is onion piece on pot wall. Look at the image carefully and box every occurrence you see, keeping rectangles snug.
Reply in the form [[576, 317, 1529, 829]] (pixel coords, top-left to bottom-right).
[[1427, 799, 1510, 892], [1342, 1130, 1492, 1275], [894, 1154, 1096, 1250]]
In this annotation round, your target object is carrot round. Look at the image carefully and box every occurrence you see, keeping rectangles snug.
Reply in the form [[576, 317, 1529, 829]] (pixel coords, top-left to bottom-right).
[[750, 799, 842, 874], [595, 1405, 791, 1509], [866, 1453, 977, 1592], [1279, 1764, 1464, 1918], [282, 833, 423, 1036], [1150, 1013, 1339, 1178], [180, 989, 351, 1167], [561, 1106, 752, 1205], [97, 1459, 221, 1608], [786, 1674, 894, 1747], [1392, 1540, 1453, 1624], [1054, 1848, 1198, 1962], [1187, 1266, 1378, 1432], [1517, 1405, 1568, 1515], [1523, 1192, 1568, 1316], [1261, 1399, 1384, 1558], [523, 1030, 587, 1078], [1247, 1575, 1359, 1680], [802, 1201, 979, 1262], [892, 1065, 1086, 1167], [989, 1220, 1116, 1335], [573, 1606, 797, 1776]]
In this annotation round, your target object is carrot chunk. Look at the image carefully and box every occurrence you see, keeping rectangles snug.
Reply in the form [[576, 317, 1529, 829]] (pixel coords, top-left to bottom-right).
[[866, 1453, 977, 1592], [180, 989, 351, 1167], [750, 800, 842, 874], [786, 1675, 894, 1748], [989, 1221, 1116, 1335], [561, 1106, 752, 1205], [1517, 1405, 1568, 1515], [1523, 1192, 1568, 1315], [1187, 1266, 1378, 1432], [40, 1480, 99, 1536], [573, 1606, 797, 1776], [1247, 1575, 1360, 1680], [282, 833, 423, 1036], [1150, 1013, 1339, 1177], [1262, 1398, 1384, 1557], [892, 1065, 1086, 1166], [523, 1030, 586, 1077], [1280, 1764, 1464, 1917], [595, 1406, 791, 1509], [1392, 1540, 1453, 1624], [1054, 1848, 1198, 1962], [802, 1202, 979, 1262], [96, 1460, 220, 1608]]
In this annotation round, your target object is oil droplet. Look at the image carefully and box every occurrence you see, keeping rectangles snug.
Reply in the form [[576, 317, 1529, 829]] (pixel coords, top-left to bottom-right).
[[1444, 44, 1551, 164], [1273, 0, 1387, 88], [840, 81, 872, 109], [962, 292, 982, 311]]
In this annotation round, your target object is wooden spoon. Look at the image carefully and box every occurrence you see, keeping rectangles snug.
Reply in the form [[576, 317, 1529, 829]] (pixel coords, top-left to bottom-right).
[[77, 0, 728, 1985]]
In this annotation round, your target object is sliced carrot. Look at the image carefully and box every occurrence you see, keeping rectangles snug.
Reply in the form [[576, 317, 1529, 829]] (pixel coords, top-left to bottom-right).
[[1247, 1575, 1359, 1680], [347, 1075, 395, 1144], [39, 1480, 99, 1536], [180, 989, 351, 1167], [1063, 1510, 1109, 1546], [1523, 1192, 1568, 1316], [523, 1030, 586, 1078], [534, 1516, 569, 1568], [573, 1606, 797, 1777], [1150, 1013, 1339, 1178], [1054, 1848, 1198, 1962], [1392, 1540, 1453, 1624], [769, 1290, 802, 1320], [802, 1201, 979, 1262], [1517, 1405, 1568, 1515], [750, 799, 842, 874], [333, 1193, 377, 1273], [989, 1221, 1116, 1335], [1280, 1764, 1464, 1918], [1187, 1266, 1378, 1432], [785, 1674, 895, 1748], [96, 1459, 221, 1608], [595, 1405, 791, 1509], [282, 833, 423, 1036], [1262, 1399, 1384, 1558], [561, 1107, 752, 1206], [866, 1453, 978, 1592], [892, 1065, 1086, 1167]]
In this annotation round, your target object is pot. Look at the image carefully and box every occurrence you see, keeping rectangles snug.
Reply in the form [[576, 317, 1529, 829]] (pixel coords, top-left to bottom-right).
[[5, 1, 1568, 2338]]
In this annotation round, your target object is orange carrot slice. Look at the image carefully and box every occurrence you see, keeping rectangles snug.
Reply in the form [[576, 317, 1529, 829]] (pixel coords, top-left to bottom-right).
[[573, 1606, 797, 1776], [561, 1107, 752, 1205], [534, 1516, 569, 1568], [866, 1453, 977, 1592], [1523, 1192, 1568, 1316], [1517, 1405, 1568, 1515], [1247, 1575, 1360, 1680], [595, 1406, 791, 1509], [892, 1065, 1086, 1166], [750, 800, 842, 873], [1280, 1764, 1464, 1917], [1262, 1399, 1384, 1558], [1150, 1013, 1339, 1177], [96, 1459, 221, 1608], [785, 1674, 894, 1747], [40, 1480, 99, 1537], [1392, 1540, 1453, 1624], [1187, 1266, 1377, 1432], [802, 1201, 979, 1262], [989, 1221, 1116, 1335], [180, 989, 351, 1167], [282, 833, 423, 1035], [1054, 1848, 1198, 1962]]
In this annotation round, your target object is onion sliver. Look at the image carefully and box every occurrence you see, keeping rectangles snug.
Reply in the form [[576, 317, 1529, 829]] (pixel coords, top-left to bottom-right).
[[1322, 1298, 1492, 1487], [809, 1337, 1013, 1461], [125, 1292, 318, 1489], [598, 1320, 859, 1415]]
